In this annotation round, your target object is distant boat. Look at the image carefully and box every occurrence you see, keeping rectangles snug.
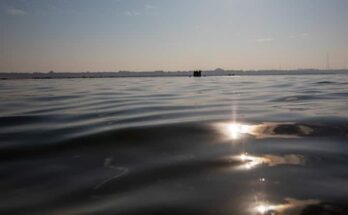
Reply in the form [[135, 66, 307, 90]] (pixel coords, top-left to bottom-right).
[[193, 70, 202, 77]]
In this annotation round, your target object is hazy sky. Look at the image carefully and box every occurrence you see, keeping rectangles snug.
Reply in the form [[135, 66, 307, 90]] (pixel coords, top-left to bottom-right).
[[1, 0, 347, 72]]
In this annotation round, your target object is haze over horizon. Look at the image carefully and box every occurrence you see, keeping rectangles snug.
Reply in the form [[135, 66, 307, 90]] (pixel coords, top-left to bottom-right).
[[1, 0, 348, 73]]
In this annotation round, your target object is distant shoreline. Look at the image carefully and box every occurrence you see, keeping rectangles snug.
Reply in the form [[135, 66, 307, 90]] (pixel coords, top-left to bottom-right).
[[1, 69, 347, 80]]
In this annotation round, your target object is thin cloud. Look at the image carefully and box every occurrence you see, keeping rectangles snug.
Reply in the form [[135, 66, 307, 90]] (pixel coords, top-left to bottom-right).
[[5, 6, 27, 16]]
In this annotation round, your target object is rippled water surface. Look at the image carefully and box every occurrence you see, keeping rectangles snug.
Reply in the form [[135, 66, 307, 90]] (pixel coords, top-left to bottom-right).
[[1, 75, 348, 215]]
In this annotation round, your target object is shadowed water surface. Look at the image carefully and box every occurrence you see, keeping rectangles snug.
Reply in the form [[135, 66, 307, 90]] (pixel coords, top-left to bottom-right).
[[1, 75, 348, 215]]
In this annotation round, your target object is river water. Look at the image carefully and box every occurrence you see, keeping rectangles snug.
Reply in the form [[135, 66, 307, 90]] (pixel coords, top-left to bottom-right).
[[1, 75, 348, 214]]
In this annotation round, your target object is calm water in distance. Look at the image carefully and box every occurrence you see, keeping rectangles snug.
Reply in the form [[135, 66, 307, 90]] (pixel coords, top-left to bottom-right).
[[1, 75, 348, 214]]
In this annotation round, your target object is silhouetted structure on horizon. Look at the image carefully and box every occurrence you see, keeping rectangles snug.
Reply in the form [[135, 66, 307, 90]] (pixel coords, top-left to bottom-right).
[[193, 70, 202, 77]]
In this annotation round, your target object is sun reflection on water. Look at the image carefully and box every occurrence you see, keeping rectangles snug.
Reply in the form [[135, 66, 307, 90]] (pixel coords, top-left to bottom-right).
[[214, 121, 316, 140], [215, 121, 313, 214], [214, 122, 254, 140], [250, 198, 320, 215], [254, 203, 276, 214], [232, 153, 305, 170], [225, 123, 252, 139], [235, 153, 267, 170]]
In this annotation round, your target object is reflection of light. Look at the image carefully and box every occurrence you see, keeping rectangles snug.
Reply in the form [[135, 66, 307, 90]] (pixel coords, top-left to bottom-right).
[[264, 154, 304, 166], [214, 121, 315, 140], [228, 124, 240, 139], [255, 204, 275, 214], [235, 153, 266, 170], [245, 161, 261, 169], [233, 153, 305, 170], [250, 198, 320, 214], [239, 153, 249, 161], [216, 122, 252, 140], [226, 123, 251, 139]]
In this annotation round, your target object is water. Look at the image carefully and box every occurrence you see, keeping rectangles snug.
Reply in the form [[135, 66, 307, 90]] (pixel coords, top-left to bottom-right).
[[1, 75, 348, 215]]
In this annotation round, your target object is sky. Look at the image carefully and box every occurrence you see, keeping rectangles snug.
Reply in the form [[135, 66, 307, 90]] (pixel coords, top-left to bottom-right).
[[0, 0, 348, 72]]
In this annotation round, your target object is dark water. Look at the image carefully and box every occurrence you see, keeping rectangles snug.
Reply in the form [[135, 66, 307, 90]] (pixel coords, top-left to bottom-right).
[[1, 75, 348, 215]]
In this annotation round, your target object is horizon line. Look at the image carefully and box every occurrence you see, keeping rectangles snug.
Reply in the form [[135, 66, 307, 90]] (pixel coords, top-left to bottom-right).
[[2, 68, 348, 74]]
